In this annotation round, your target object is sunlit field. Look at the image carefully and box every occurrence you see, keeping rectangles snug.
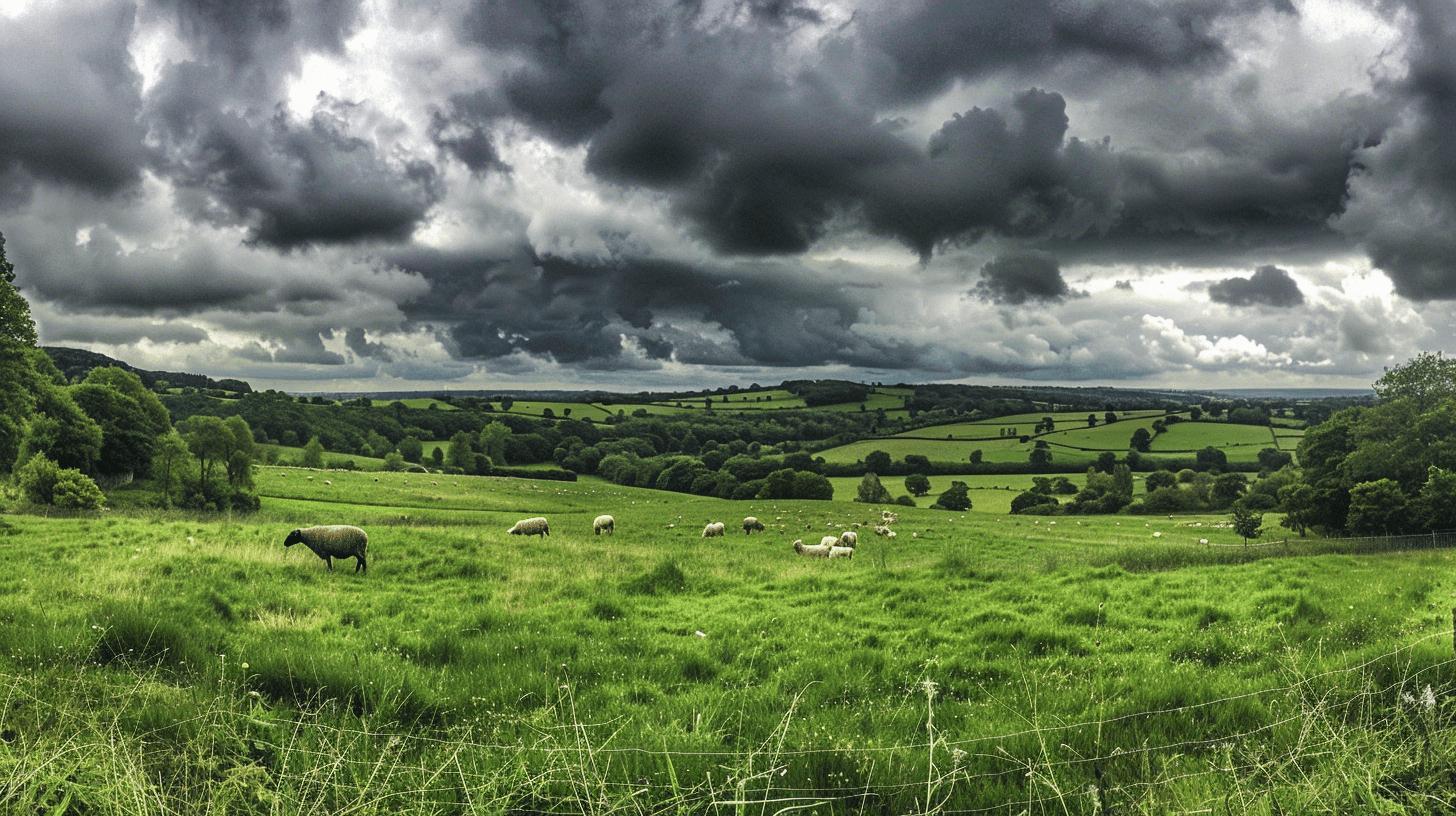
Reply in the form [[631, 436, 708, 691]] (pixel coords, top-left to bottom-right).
[[2, 466, 1452, 813]]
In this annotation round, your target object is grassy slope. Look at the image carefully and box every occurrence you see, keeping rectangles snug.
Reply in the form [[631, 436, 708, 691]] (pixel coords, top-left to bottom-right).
[[1, 469, 1453, 812]]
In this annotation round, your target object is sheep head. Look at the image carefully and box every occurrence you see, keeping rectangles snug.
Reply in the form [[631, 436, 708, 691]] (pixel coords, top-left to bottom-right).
[[283, 529, 303, 548]]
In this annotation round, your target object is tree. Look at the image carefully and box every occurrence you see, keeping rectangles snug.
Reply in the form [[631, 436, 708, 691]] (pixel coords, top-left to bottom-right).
[[479, 422, 511, 465], [18, 384, 104, 473], [1416, 466, 1456, 531], [52, 469, 106, 510], [1130, 427, 1152, 452], [446, 431, 476, 471], [1232, 506, 1263, 546], [1145, 470, 1177, 492], [1209, 472, 1248, 509], [70, 382, 160, 477], [1086, 413, 1097, 427], [1104, 411, 1118, 424], [1190, 406, 1203, 421], [398, 435, 423, 463], [864, 450, 893, 473], [1094, 452, 1117, 473], [1257, 447, 1293, 471], [364, 430, 392, 458], [903, 454, 931, 471], [969, 450, 983, 464], [301, 435, 326, 468], [0, 232, 37, 347], [1346, 478, 1409, 535], [905, 473, 931, 496], [430, 446, 445, 467], [1011, 490, 1058, 514], [500, 396, 515, 411], [1195, 446, 1228, 472], [1029, 444, 1052, 467], [855, 472, 893, 504], [931, 481, 972, 511], [221, 416, 256, 488], [1373, 351, 1456, 408], [151, 430, 192, 507]]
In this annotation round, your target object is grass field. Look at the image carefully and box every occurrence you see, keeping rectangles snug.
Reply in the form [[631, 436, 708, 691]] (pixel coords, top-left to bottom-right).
[[2, 467, 1453, 812], [369, 397, 458, 411]]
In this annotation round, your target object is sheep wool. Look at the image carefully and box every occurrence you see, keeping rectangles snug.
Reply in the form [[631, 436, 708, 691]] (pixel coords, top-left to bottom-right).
[[508, 517, 551, 537], [818, 535, 839, 548], [794, 540, 832, 558], [593, 514, 615, 536], [702, 521, 726, 538], [284, 525, 369, 574], [838, 530, 858, 548], [828, 545, 854, 559], [742, 516, 766, 534]]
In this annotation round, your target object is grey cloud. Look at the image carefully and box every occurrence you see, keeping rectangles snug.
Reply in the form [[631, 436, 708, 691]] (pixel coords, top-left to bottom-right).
[[344, 327, 394, 362], [973, 252, 1078, 305], [1208, 265, 1304, 308]]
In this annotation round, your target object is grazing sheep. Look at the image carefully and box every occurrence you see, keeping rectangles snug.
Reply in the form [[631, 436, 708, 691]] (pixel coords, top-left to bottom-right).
[[508, 517, 551, 537], [885, 530, 897, 539], [742, 516, 766, 535], [881, 511, 899, 525], [873, 525, 893, 537], [1199, 538, 1210, 545], [593, 514, 615, 536], [702, 521, 726, 538], [819, 535, 839, 548], [284, 525, 368, 573], [838, 530, 858, 548], [323, 479, 333, 486], [794, 539, 832, 558], [829, 546, 855, 559]]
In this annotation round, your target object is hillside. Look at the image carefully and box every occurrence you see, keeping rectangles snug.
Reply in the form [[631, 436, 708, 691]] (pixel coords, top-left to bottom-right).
[[43, 346, 251, 393]]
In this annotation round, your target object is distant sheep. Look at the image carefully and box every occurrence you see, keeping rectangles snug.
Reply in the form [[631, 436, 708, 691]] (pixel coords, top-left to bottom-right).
[[702, 521, 726, 538], [284, 525, 368, 573], [829, 545, 855, 559], [508, 517, 551, 537], [742, 516, 766, 534], [873, 525, 893, 537], [881, 511, 899, 525], [838, 530, 858, 548], [819, 535, 839, 548], [794, 539, 832, 558], [593, 514, 615, 536]]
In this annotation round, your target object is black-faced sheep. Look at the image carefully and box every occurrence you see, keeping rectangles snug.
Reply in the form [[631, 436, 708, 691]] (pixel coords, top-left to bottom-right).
[[742, 516, 765, 534], [593, 514, 615, 535], [838, 530, 858, 548], [509, 517, 550, 537], [702, 521, 726, 538], [284, 525, 368, 573]]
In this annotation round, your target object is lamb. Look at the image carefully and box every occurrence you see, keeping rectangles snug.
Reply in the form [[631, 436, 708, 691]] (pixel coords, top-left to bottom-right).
[[702, 521, 726, 538], [284, 525, 368, 573], [828, 545, 855, 559], [794, 539, 832, 557], [593, 514, 615, 535], [838, 530, 858, 548], [508, 517, 551, 537], [742, 516, 766, 534]]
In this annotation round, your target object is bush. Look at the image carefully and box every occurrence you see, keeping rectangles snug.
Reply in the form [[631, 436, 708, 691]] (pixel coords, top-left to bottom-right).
[[1011, 490, 1058, 514], [15, 453, 60, 504], [895, 494, 916, 507], [932, 481, 972, 511], [51, 469, 106, 510]]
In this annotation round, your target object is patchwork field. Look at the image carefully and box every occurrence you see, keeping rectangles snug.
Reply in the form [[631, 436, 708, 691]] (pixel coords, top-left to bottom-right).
[[2, 467, 1452, 812]]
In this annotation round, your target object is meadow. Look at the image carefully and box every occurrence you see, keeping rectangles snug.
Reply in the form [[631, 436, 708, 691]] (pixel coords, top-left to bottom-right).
[[1, 466, 1454, 813]]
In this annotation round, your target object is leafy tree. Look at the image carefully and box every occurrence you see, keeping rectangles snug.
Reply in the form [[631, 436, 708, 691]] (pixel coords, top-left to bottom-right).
[[1373, 351, 1456, 407], [1145, 470, 1178, 492], [0, 232, 36, 347], [398, 435, 423, 463], [969, 450, 983, 464], [1416, 466, 1456, 531], [1029, 443, 1052, 467], [1190, 406, 1203, 420], [446, 431, 477, 471], [478, 422, 511, 465], [1104, 411, 1118, 424], [15, 453, 60, 504], [1209, 472, 1248, 509], [17, 384, 104, 473], [1257, 447, 1293, 471], [790, 470, 834, 500], [70, 383, 160, 477], [299, 435, 325, 468], [1011, 490, 1058, 514], [855, 472, 893, 504], [1130, 427, 1151, 452], [81, 367, 169, 430], [1195, 446, 1228, 472], [1232, 506, 1263, 545], [1094, 452, 1117, 473], [905, 473, 931, 496], [931, 481, 972, 511], [430, 446, 445, 467], [52, 469, 106, 510], [364, 430, 392, 458], [151, 430, 192, 507], [903, 454, 931, 471], [1346, 478, 1409, 535], [864, 450, 893, 473]]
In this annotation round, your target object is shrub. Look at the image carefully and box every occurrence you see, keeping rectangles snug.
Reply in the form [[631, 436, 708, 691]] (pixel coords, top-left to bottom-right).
[[51, 469, 105, 510], [932, 481, 972, 511], [15, 453, 60, 504]]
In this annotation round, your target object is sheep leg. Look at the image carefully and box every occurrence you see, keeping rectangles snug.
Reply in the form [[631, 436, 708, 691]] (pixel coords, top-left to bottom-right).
[[356, 554, 366, 574], [325, 555, 333, 572]]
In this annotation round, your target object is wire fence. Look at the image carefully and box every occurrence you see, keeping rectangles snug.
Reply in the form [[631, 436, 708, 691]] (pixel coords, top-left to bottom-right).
[[3, 625, 1453, 814]]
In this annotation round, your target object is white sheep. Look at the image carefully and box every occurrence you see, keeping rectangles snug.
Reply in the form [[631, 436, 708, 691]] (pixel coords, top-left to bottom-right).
[[742, 516, 766, 534], [794, 539, 832, 557], [508, 517, 551, 537], [593, 514, 615, 535], [1199, 538, 1209, 545], [838, 530, 858, 548], [873, 525, 893, 537], [702, 521, 726, 538], [819, 535, 839, 548], [829, 545, 854, 559]]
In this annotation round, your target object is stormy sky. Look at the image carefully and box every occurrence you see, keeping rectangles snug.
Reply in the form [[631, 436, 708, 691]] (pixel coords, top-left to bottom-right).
[[2, 0, 1454, 391]]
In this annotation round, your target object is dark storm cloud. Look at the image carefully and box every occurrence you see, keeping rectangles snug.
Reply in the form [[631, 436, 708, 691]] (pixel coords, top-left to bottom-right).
[[146, 0, 360, 85], [1335, 0, 1456, 300], [389, 246, 934, 370], [1208, 265, 1304, 308], [344, 327, 394, 362], [0, 2, 147, 200], [973, 252, 1077, 305], [852, 0, 1295, 103]]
